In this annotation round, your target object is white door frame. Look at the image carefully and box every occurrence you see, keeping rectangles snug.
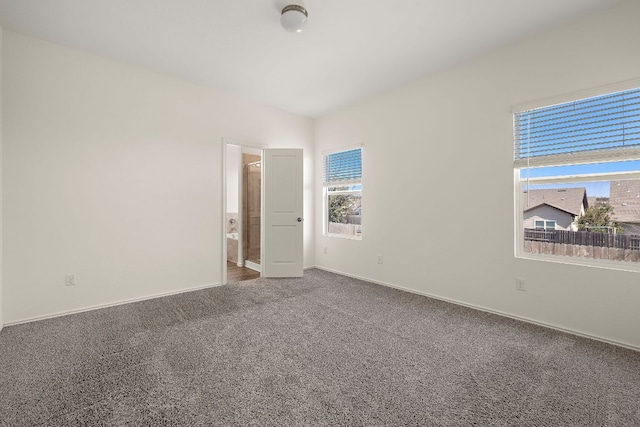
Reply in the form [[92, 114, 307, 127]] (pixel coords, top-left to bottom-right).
[[221, 138, 266, 285]]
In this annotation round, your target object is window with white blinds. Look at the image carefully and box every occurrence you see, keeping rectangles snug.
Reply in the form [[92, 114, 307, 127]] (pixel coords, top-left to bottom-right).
[[323, 147, 362, 239], [514, 87, 640, 167], [513, 83, 640, 270], [323, 148, 362, 185]]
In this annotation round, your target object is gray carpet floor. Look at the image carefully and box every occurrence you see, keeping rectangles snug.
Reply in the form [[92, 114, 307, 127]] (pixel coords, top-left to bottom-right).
[[1, 269, 639, 426]]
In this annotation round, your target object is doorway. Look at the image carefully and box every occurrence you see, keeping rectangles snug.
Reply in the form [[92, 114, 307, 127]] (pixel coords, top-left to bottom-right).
[[222, 140, 304, 284], [225, 143, 262, 283]]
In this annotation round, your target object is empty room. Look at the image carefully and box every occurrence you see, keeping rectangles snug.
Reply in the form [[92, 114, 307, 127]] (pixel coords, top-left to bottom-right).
[[1, 0, 639, 425]]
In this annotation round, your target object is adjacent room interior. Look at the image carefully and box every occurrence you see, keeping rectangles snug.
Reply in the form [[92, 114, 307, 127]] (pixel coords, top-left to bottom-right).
[[1, 0, 639, 425], [225, 143, 262, 283]]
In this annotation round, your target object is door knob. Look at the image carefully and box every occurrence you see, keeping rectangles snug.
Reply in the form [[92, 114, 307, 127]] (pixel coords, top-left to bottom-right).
[[297, 217, 303, 222]]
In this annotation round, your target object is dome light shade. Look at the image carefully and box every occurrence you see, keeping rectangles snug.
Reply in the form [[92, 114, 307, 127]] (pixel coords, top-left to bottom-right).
[[280, 5, 308, 33]]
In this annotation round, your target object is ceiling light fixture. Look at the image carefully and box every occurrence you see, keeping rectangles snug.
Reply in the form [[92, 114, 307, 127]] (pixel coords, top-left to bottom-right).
[[280, 4, 308, 33]]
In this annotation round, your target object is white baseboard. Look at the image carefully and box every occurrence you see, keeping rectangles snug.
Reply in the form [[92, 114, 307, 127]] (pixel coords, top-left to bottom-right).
[[4, 267, 319, 327], [4, 282, 222, 327], [313, 266, 640, 353]]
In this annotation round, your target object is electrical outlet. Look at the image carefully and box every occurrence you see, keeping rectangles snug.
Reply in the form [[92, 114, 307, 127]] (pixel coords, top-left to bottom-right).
[[516, 278, 526, 291], [323, 247, 327, 254], [65, 274, 76, 286], [377, 255, 383, 265]]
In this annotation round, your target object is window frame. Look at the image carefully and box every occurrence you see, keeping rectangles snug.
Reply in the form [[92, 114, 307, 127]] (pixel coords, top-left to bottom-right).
[[513, 79, 640, 272], [323, 145, 363, 240]]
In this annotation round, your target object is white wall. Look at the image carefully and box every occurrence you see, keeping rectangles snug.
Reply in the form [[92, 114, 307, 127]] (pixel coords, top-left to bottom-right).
[[3, 31, 314, 324], [0, 25, 4, 331], [315, 0, 640, 349]]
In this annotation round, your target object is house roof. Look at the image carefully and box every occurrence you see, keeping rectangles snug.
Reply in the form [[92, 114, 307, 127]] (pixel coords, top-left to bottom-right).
[[609, 180, 640, 223], [523, 188, 587, 216]]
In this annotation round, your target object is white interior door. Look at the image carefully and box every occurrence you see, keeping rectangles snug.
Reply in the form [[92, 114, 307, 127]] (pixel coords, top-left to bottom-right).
[[263, 149, 303, 277]]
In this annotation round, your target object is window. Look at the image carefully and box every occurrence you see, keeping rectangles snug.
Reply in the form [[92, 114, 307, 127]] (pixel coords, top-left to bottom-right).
[[535, 220, 556, 231], [514, 83, 640, 267], [323, 147, 362, 239]]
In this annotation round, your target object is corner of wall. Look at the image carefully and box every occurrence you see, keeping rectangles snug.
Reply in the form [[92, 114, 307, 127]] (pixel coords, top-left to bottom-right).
[[0, 24, 4, 332]]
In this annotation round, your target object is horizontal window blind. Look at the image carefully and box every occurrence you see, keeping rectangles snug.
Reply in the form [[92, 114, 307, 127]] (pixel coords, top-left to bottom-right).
[[514, 87, 640, 167], [323, 148, 362, 185]]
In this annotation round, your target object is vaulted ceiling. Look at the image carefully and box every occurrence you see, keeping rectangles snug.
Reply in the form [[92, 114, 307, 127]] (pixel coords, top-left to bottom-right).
[[0, 0, 624, 117]]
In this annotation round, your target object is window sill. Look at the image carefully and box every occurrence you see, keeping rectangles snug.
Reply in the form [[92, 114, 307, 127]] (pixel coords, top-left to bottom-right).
[[515, 251, 640, 273], [324, 233, 362, 241]]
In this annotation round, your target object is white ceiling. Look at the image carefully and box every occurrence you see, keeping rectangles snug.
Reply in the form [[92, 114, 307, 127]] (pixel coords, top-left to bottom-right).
[[0, 0, 624, 117]]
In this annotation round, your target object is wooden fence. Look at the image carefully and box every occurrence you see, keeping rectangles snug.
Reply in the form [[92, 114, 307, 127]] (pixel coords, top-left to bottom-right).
[[524, 228, 640, 262], [524, 229, 640, 250], [328, 222, 362, 237]]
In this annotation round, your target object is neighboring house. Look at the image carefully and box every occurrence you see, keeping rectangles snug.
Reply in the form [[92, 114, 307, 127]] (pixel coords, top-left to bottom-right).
[[523, 188, 588, 231], [609, 180, 640, 235]]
